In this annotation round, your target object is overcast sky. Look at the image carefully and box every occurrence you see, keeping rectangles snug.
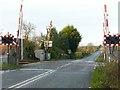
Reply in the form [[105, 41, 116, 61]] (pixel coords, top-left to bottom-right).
[[0, 0, 119, 46]]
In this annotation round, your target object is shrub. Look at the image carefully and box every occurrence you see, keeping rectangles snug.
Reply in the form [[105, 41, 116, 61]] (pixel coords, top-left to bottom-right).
[[104, 62, 119, 88]]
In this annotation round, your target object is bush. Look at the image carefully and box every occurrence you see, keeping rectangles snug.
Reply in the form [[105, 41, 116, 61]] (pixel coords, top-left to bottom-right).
[[49, 48, 62, 60], [75, 46, 97, 59], [23, 39, 36, 60]]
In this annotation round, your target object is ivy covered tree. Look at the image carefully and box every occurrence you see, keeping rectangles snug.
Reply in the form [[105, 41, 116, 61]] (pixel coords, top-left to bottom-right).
[[49, 27, 59, 47], [48, 27, 61, 59], [59, 25, 82, 57], [23, 39, 36, 60]]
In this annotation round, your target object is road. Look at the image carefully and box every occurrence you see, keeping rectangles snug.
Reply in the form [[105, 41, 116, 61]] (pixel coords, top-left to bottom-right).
[[2, 51, 101, 89]]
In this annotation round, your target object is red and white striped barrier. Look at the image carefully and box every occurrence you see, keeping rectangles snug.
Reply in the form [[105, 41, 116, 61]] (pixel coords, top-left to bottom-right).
[[103, 5, 109, 35], [17, 0, 23, 39]]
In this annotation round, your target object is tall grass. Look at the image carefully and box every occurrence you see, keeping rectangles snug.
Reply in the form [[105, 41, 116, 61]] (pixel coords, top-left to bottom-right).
[[90, 53, 119, 89], [96, 53, 104, 62]]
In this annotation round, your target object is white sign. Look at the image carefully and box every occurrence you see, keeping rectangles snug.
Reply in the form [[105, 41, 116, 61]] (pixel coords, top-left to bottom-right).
[[34, 50, 45, 60], [44, 41, 52, 47], [48, 41, 52, 47]]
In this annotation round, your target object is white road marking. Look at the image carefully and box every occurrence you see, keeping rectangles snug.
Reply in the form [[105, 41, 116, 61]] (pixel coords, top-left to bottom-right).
[[56, 63, 72, 70], [8, 69, 56, 88], [85, 61, 94, 63], [16, 70, 56, 88], [20, 68, 52, 71], [72, 60, 83, 63], [0, 70, 16, 74], [1, 69, 52, 74], [0, 71, 4, 74]]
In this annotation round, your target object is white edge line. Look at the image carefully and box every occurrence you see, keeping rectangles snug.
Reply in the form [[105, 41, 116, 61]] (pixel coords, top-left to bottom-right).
[[20, 69, 51, 71]]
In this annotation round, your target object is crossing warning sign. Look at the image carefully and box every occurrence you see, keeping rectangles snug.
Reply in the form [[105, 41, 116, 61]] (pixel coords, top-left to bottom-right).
[[103, 34, 120, 46]]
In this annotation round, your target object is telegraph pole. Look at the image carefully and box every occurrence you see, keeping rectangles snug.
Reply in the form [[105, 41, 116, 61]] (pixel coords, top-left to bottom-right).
[[7, 32, 10, 64], [45, 21, 52, 60], [20, 0, 23, 61]]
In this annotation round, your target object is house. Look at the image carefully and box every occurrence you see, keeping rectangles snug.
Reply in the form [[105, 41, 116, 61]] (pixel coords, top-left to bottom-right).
[[0, 45, 7, 55]]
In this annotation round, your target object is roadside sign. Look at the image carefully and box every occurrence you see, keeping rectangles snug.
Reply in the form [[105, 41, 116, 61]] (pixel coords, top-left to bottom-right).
[[44, 41, 52, 48], [48, 41, 52, 47], [1, 34, 14, 46], [103, 34, 120, 46]]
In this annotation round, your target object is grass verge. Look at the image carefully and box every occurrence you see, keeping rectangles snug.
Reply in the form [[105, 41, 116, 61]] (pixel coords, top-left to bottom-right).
[[90, 66, 106, 88], [96, 53, 104, 62], [0, 63, 22, 70], [90, 53, 119, 89]]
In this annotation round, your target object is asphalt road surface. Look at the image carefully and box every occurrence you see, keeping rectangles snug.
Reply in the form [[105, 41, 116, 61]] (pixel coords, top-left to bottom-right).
[[2, 51, 101, 89]]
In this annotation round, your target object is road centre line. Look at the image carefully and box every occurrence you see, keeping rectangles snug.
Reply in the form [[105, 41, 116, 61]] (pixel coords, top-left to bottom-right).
[[16, 70, 56, 88], [7, 62, 72, 88], [56, 62, 72, 70], [8, 70, 56, 88]]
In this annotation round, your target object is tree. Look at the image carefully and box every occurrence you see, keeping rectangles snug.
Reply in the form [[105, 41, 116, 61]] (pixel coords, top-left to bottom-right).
[[59, 34, 69, 54], [48, 27, 61, 59], [23, 39, 36, 60], [87, 42, 94, 46], [59, 25, 82, 55], [22, 22, 35, 40], [49, 27, 59, 47], [39, 34, 46, 49], [32, 33, 46, 49]]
